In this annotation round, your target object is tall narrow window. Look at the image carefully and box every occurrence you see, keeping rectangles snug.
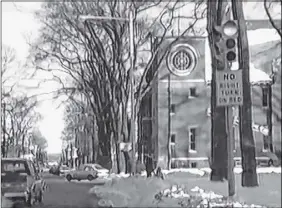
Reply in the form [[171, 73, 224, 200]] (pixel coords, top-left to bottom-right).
[[262, 87, 268, 107], [191, 162, 197, 168], [170, 134, 176, 143], [170, 104, 176, 115], [189, 127, 197, 151], [190, 87, 197, 97]]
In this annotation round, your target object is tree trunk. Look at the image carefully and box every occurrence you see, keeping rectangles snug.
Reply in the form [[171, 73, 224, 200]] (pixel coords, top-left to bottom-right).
[[114, 138, 121, 173], [21, 135, 26, 156], [267, 85, 273, 152], [2, 103, 6, 157], [91, 134, 96, 163], [97, 122, 111, 156], [122, 118, 132, 174], [232, 0, 258, 187], [207, 0, 228, 181]]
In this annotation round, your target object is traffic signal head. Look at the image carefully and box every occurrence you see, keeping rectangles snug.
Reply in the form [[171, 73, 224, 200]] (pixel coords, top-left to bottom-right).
[[222, 20, 238, 62]]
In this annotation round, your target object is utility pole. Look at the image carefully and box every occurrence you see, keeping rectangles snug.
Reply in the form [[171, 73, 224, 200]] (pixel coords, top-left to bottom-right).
[[209, 0, 249, 197], [167, 74, 171, 170], [231, 0, 258, 187], [129, 8, 136, 175], [266, 84, 273, 152], [207, 0, 228, 182]]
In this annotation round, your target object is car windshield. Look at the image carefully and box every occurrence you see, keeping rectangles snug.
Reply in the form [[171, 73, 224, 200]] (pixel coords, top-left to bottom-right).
[[1, 160, 29, 175]]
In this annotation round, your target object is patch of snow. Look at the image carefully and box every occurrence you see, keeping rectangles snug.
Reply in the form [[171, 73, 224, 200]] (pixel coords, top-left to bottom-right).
[[163, 167, 281, 176], [200, 167, 212, 173], [256, 167, 281, 174], [162, 168, 206, 176], [189, 150, 197, 153], [90, 170, 278, 208]]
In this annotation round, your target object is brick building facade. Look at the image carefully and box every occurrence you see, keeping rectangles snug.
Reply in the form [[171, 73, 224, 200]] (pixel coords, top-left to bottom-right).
[[138, 30, 280, 169]]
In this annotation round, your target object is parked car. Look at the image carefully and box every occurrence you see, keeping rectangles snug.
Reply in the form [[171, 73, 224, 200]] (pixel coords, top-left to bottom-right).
[[234, 151, 280, 167], [65, 163, 108, 181], [1, 158, 44, 206]]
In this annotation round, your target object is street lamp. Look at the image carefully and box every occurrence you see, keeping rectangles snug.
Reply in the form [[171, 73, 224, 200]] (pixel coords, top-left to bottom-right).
[[79, 10, 136, 174]]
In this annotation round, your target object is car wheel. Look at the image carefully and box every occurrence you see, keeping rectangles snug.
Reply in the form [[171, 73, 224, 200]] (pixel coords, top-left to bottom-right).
[[87, 175, 94, 181], [66, 174, 72, 182], [268, 159, 273, 167]]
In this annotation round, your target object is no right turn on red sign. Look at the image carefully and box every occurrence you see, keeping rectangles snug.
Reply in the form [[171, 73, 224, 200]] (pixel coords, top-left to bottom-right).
[[216, 70, 243, 107]]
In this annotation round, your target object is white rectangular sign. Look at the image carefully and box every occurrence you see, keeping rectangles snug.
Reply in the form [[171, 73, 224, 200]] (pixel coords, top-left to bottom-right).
[[216, 70, 243, 107], [119, 142, 132, 152]]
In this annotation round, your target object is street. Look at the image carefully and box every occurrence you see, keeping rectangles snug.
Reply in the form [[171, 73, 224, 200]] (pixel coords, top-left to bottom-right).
[[37, 174, 100, 208], [11, 173, 100, 208]]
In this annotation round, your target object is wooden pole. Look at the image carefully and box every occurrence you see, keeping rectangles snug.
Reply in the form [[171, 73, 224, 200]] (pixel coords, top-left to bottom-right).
[[267, 84, 273, 152], [167, 74, 171, 170], [226, 104, 235, 197], [129, 8, 136, 174], [231, 0, 258, 187]]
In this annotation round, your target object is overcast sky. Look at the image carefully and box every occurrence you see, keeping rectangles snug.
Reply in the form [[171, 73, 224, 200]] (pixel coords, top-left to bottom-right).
[[2, 2, 64, 154]]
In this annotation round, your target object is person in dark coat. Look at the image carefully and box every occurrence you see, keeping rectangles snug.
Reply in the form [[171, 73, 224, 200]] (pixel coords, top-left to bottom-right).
[[145, 153, 154, 177]]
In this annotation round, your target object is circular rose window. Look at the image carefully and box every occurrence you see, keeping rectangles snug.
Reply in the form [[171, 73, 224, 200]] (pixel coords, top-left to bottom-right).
[[166, 43, 198, 76]]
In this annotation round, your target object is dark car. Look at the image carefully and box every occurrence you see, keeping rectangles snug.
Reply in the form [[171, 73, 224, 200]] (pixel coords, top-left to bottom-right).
[[49, 165, 60, 175], [1, 158, 44, 206]]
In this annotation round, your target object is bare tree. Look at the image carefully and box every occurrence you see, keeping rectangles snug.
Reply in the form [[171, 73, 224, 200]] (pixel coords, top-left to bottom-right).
[[2, 95, 41, 157], [264, 0, 282, 38], [30, 0, 205, 173]]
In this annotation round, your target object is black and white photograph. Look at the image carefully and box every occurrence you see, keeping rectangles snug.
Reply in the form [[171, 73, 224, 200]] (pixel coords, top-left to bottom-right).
[[1, 1, 281, 207]]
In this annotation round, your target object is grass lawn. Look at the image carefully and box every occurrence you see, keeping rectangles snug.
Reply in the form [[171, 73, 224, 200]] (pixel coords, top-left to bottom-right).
[[166, 172, 281, 207]]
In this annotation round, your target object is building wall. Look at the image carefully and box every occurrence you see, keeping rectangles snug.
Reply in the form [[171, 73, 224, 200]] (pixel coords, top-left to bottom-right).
[[149, 37, 281, 169], [157, 80, 210, 168], [156, 81, 279, 169], [155, 36, 207, 168]]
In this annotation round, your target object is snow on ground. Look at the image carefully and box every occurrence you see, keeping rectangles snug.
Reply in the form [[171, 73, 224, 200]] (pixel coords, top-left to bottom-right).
[[90, 169, 281, 207], [163, 167, 281, 176]]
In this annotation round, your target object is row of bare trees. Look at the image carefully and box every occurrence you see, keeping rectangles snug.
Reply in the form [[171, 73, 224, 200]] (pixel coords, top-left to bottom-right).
[[1, 45, 47, 158], [31, 0, 205, 173]]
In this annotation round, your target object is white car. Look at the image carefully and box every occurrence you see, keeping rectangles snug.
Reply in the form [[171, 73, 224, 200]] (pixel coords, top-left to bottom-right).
[[65, 164, 109, 181]]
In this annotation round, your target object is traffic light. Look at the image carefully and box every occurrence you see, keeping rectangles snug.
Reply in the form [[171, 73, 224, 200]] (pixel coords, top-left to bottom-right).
[[221, 20, 238, 62]]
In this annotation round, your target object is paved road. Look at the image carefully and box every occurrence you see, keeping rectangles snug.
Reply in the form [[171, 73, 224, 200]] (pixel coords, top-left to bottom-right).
[[12, 173, 100, 208]]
